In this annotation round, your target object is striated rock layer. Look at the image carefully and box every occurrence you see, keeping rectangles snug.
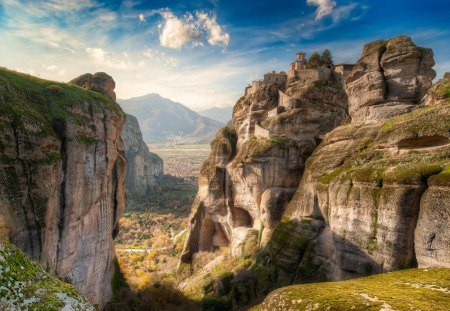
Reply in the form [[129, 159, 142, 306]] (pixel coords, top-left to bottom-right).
[[0, 68, 126, 308], [261, 36, 449, 288], [121, 113, 163, 198], [181, 61, 348, 262]]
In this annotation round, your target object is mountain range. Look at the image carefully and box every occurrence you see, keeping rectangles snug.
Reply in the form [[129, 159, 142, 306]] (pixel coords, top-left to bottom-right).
[[198, 106, 233, 124], [118, 93, 224, 143]]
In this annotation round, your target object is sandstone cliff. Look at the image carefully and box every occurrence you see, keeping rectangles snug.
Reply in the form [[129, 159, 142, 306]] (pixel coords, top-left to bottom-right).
[[261, 36, 449, 288], [179, 36, 449, 310], [121, 113, 163, 198], [181, 61, 348, 262], [0, 68, 126, 308]]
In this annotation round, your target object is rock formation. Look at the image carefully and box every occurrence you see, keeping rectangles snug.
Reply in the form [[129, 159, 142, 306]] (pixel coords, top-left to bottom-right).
[[345, 36, 435, 122], [0, 240, 95, 310], [261, 36, 449, 288], [181, 58, 348, 262], [180, 37, 449, 310], [121, 113, 163, 198], [0, 68, 126, 308], [253, 268, 450, 311], [70, 72, 117, 101]]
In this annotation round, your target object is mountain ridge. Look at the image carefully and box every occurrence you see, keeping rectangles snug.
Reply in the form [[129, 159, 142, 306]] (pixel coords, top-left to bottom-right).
[[118, 93, 224, 143]]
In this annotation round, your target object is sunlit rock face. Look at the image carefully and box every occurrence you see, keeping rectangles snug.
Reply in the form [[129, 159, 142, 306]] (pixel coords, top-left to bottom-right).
[[121, 113, 163, 198], [263, 37, 450, 287], [345, 36, 435, 123], [181, 65, 348, 262], [0, 69, 126, 308]]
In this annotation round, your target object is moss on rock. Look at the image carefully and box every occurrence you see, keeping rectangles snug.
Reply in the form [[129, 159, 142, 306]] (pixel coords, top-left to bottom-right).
[[0, 240, 94, 310], [252, 268, 450, 311]]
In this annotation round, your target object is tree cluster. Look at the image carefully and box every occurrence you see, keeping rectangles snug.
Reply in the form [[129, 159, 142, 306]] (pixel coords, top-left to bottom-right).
[[306, 49, 334, 69]]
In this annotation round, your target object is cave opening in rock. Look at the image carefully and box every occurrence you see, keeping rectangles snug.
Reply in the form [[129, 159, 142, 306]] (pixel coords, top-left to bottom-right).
[[398, 135, 449, 149], [231, 207, 254, 228]]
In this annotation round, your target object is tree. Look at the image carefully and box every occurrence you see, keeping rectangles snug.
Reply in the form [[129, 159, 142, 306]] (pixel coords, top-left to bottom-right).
[[321, 49, 333, 68], [306, 52, 322, 69]]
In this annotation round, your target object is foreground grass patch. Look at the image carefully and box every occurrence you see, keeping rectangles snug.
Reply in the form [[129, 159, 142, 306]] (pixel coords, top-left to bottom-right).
[[252, 268, 450, 311]]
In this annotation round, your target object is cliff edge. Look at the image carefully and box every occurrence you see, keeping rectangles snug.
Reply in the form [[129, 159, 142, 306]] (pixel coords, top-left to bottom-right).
[[0, 68, 126, 307]]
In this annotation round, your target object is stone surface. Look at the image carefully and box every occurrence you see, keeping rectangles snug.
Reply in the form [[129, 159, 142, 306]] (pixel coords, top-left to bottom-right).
[[345, 36, 436, 123], [181, 66, 348, 262], [0, 68, 126, 308], [0, 240, 95, 310], [70, 72, 117, 101], [252, 268, 450, 311], [121, 113, 163, 198], [262, 37, 449, 288]]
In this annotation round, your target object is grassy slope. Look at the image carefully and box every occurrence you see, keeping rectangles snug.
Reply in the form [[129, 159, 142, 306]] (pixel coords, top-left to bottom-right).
[[0, 240, 94, 310], [252, 268, 450, 311], [0, 67, 120, 137]]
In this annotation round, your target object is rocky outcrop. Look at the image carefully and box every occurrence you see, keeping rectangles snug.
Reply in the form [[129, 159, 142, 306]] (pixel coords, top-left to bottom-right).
[[0, 240, 95, 310], [0, 68, 126, 308], [121, 114, 163, 198], [70, 72, 117, 101], [181, 63, 348, 262], [261, 36, 449, 287], [345, 36, 435, 123], [253, 268, 450, 311]]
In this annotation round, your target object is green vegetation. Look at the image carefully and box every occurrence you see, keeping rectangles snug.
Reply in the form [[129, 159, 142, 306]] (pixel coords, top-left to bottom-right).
[[0, 67, 120, 138], [306, 49, 334, 69], [437, 73, 450, 96], [318, 102, 450, 187], [0, 240, 94, 310], [252, 268, 450, 311]]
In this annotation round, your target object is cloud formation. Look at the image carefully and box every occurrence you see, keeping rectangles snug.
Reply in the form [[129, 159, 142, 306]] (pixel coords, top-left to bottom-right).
[[85, 47, 129, 69], [158, 10, 229, 49], [307, 0, 336, 20]]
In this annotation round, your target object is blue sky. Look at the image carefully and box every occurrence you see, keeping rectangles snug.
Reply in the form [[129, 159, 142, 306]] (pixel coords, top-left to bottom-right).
[[0, 0, 449, 110]]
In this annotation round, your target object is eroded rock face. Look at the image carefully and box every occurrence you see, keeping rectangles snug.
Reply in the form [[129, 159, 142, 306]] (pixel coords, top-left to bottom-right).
[[70, 72, 117, 101], [345, 36, 435, 123], [262, 37, 449, 288], [122, 114, 163, 198], [181, 69, 348, 262], [0, 68, 126, 308]]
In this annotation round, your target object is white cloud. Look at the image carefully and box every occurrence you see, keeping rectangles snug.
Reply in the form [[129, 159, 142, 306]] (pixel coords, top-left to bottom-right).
[[42, 0, 96, 13], [158, 10, 229, 49], [330, 3, 358, 23], [196, 12, 230, 46], [42, 64, 67, 76], [159, 11, 201, 49], [85, 47, 130, 69], [307, 0, 336, 20]]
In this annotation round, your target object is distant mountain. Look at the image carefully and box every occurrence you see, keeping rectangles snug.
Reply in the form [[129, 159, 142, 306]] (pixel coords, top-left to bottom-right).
[[118, 93, 224, 143], [198, 106, 233, 124]]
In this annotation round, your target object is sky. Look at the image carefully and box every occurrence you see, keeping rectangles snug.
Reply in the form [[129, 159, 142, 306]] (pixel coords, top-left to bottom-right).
[[1, 0, 450, 111]]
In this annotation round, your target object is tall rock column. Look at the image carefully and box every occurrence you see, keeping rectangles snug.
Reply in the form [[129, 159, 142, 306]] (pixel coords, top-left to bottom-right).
[[0, 69, 126, 308]]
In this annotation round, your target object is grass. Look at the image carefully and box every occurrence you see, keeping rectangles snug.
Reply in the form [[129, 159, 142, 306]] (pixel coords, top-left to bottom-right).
[[252, 268, 450, 311], [0, 67, 121, 138]]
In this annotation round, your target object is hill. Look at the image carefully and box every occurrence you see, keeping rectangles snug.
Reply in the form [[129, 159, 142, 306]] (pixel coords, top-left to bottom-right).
[[198, 106, 233, 124], [253, 268, 450, 311], [118, 93, 224, 143]]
